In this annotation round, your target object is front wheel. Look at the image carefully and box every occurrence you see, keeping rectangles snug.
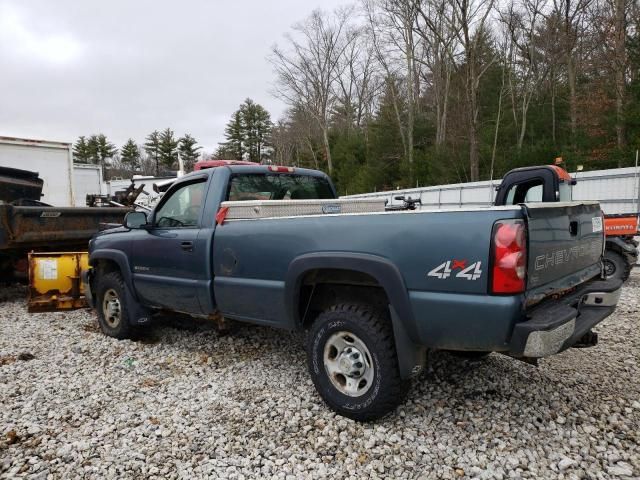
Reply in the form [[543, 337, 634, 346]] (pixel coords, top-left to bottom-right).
[[95, 271, 134, 339], [306, 304, 410, 421]]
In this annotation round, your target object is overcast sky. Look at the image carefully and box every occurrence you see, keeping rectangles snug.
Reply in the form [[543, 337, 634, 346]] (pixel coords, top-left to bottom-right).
[[0, 0, 351, 153]]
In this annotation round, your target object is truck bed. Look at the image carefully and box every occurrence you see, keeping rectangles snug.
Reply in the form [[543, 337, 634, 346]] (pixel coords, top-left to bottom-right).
[[214, 200, 604, 350]]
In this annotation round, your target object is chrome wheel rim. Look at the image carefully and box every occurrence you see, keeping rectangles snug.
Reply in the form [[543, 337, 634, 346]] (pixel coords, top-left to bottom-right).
[[323, 331, 374, 397], [102, 289, 121, 328]]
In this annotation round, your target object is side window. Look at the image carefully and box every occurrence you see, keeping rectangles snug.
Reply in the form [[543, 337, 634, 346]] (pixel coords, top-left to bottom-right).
[[154, 180, 206, 228], [504, 179, 544, 204]]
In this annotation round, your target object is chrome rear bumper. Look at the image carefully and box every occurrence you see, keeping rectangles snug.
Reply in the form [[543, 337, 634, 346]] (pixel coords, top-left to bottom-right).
[[510, 277, 623, 358]]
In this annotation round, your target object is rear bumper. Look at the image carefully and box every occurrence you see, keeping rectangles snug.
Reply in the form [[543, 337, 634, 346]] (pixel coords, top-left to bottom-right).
[[509, 277, 623, 358]]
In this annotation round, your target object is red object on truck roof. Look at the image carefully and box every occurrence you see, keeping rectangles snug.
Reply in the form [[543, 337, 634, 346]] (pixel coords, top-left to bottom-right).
[[194, 160, 258, 171], [548, 164, 572, 182]]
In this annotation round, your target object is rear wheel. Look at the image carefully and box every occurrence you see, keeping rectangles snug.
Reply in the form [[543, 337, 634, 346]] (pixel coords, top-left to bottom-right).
[[604, 250, 630, 282], [96, 271, 134, 339], [306, 304, 410, 421]]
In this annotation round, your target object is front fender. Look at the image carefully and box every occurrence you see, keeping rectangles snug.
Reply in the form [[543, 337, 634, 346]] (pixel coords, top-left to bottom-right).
[[89, 248, 151, 325], [89, 249, 137, 300]]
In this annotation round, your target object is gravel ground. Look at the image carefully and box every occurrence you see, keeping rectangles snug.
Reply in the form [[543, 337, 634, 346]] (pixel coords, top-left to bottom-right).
[[1, 273, 639, 480]]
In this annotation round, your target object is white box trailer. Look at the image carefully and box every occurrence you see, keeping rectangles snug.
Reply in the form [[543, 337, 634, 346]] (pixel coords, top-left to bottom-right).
[[0, 136, 74, 206], [72, 163, 105, 206]]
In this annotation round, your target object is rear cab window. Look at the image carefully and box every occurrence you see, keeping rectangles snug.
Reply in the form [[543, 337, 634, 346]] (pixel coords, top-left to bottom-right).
[[505, 179, 544, 204], [227, 173, 335, 201]]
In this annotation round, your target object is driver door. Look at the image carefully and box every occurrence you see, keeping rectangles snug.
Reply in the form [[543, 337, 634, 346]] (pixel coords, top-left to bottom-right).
[[131, 178, 208, 313]]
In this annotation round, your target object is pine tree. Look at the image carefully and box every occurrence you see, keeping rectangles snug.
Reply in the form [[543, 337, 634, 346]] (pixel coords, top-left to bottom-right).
[[240, 99, 273, 162], [144, 130, 161, 176], [84, 134, 116, 176], [95, 134, 116, 163], [222, 99, 273, 162], [251, 102, 272, 162], [87, 135, 100, 164], [212, 144, 237, 160], [120, 139, 141, 170], [159, 128, 179, 170], [223, 111, 245, 160], [178, 134, 202, 172], [73, 136, 92, 163]]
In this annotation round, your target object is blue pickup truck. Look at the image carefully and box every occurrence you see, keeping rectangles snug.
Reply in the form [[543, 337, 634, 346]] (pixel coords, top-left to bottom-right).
[[84, 164, 622, 420]]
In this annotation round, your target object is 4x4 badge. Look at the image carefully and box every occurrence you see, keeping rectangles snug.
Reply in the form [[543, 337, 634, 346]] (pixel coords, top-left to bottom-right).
[[428, 260, 482, 280]]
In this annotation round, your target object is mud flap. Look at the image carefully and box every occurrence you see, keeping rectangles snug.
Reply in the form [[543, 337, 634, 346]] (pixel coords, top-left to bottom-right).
[[390, 305, 426, 379], [124, 283, 152, 325]]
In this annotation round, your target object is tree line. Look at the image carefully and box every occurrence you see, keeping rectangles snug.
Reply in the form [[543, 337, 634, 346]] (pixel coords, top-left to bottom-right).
[[73, 130, 202, 178], [259, 0, 640, 195]]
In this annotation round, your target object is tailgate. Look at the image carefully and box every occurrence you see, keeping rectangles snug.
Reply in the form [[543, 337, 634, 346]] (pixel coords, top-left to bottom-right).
[[525, 202, 604, 304]]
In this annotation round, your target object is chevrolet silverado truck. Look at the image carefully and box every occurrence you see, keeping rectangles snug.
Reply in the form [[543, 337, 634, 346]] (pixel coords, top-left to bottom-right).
[[84, 164, 622, 420]]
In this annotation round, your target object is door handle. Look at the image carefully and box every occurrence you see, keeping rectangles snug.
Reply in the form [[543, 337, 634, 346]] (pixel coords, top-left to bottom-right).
[[180, 241, 194, 251]]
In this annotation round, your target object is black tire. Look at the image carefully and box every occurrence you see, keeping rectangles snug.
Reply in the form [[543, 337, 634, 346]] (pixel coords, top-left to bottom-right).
[[604, 250, 630, 282], [306, 304, 410, 421], [95, 271, 134, 339]]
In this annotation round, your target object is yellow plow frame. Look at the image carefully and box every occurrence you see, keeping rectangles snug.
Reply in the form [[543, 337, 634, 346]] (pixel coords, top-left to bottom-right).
[[28, 252, 89, 312]]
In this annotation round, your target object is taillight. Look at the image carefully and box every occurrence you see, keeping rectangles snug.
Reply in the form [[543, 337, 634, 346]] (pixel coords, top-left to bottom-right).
[[268, 166, 295, 173], [491, 219, 526, 294]]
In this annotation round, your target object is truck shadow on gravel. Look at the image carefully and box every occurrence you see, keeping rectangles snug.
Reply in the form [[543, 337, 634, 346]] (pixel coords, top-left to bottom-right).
[[77, 308, 634, 428], [90, 312, 597, 419]]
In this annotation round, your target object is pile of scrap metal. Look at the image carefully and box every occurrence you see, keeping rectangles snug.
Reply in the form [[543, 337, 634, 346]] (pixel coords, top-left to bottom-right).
[[0, 166, 130, 286], [0, 166, 47, 206], [86, 180, 146, 208]]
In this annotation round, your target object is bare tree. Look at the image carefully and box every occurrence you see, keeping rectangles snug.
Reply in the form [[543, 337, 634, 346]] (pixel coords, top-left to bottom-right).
[[270, 8, 355, 174], [535, 12, 564, 144], [447, 0, 497, 180], [500, 0, 550, 150], [612, 0, 628, 151], [550, 0, 593, 146], [335, 28, 382, 132], [491, 30, 510, 183], [364, 0, 421, 180], [415, 0, 457, 148]]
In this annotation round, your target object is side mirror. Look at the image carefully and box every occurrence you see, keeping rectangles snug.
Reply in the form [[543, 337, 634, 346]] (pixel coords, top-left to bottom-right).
[[124, 211, 148, 229]]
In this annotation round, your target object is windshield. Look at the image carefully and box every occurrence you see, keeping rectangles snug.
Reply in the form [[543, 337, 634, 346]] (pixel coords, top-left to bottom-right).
[[227, 173, 335, 201]]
